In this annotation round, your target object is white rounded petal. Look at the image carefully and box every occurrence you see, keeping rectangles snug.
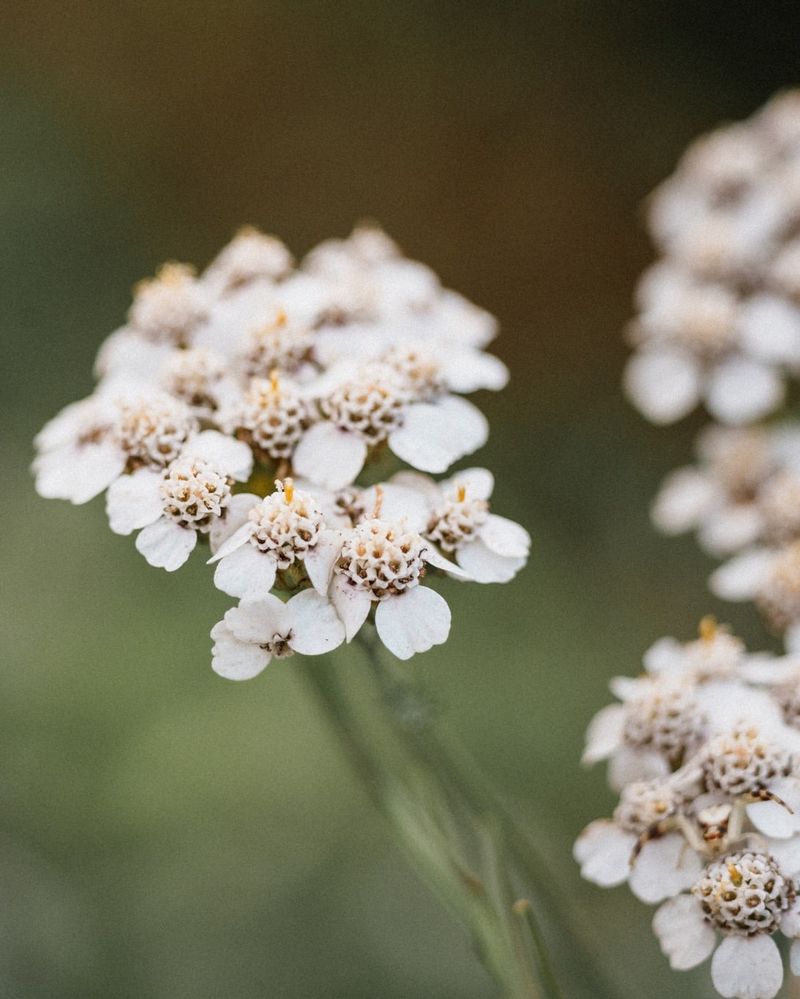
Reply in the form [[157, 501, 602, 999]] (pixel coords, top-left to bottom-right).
[[34, 441, 126, 505], [651, 468, 717, 535], [224, 595, 289, 644], [358, 483, 430, 533], [781, 900, 800, 939], [643, 637, 687, 675], [705, 357, 784, 425], [786, 624, 800, 655], [747, 777, 800, 839], [388, 470, 441, 504], [329, 574, 373, 641], [766, 836, 800, 879], [286, 589, 346, 655], [389, 397, 488, 473], [303, 530, 344, 595], [711, 934, 782, 999], [624, 349, 701, 424], [440, 349, 509, 393], [441, 466, 494, 502], [95, 327, 173, 379], [106, 468, 163, 535], [135, 518, 197, 571], [629, 834, 703, 904], [738, 294, 800, 365], [374, 586, 451, 660], [573, 821, 635, 887], [652, 895, 716, 970], [293, 423, 367, 491], [210, 620, 271, 681], [582, 704, 625, 764], [213, 544, 277, 599], [208, 493, 261, 554], [183, 430, 253, 481], [699, 504, 764, 557], [608, 745, 670, 792], [479, 513, 530, 558], [456, 538, 526, 584], [710, 548, 775, 602]]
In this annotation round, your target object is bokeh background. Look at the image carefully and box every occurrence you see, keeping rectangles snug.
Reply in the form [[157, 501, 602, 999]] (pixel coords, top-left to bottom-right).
[[3, 3, 800, 996]]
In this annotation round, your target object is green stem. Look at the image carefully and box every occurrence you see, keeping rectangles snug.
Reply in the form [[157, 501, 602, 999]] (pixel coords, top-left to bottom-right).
[[297, 624, 567, 998]]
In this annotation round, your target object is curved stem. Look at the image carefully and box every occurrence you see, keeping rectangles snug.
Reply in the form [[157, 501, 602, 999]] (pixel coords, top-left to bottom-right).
[[297, 625, 570, 998]]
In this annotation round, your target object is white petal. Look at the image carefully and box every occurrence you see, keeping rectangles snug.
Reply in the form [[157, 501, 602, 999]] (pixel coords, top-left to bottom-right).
[[374, 586, 450, 660], [389, 397, 488, 473], [624, 348, 701, 424], [208, 492, 260, 554], [388, 470, 441, 504], [213, 544, 277, 599], [440, 348, 509, 393], [106, 468, 163, 535], [293, 423, 367, 490], [286, 589, 345, 655], [629, 834, 703, 904], [710, 548, 775, 602], [210, 620, 271, 681], [456, 538, 526, 584], [738, 294, 800, 365], [34, 441, 126, 505], [699, 504, 764, 557], [422, 544, 471, 579], [183, 429, 253, 481], [653, 894, 716, 970], [643, 637, 687, 675], [573, 821, 635, 887], [441, 466, 494, 501], [711, 934, 782, 999], [766, 836, 800, 878], [479, 514, 530, 558], [786, 624, 800, 655], [582, 704, 625, 764], [135, 518, 197, 571], [330, 574, 372, 641], [706, 357, 784, 425], [303, 531, 343, 595], [358, 483, 430, 533], [651, 468, 717, 535], [208, 522, 257, 563], [224, 595, 289, 644], [609, 745, 670, 792], [781, 900, 800, 939], [747, 777, 800, 838], [791, 939, 800, 975]]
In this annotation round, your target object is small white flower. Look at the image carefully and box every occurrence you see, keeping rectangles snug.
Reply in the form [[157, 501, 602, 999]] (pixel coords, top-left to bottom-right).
[[208, 479, 341, 599], [202, 225, 294, 293], [211, 589, 345, 680], [653, 851, 800, 999], [325, 516, 466, 659], [223, 372, 314, 463], [106, 433, 252, 571], [129, 262, 210, 345], [388, 468, 530, 583]]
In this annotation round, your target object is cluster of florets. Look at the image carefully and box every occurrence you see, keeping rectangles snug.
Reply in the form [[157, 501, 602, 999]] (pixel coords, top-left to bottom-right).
[[32, 225, 530, 671], [625, 91, 800, 428], [576, 619, 800, 998]]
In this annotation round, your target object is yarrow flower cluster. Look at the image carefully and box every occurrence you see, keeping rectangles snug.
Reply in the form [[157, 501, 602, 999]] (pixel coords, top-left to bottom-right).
[[577, 91, 800, 999], [576, 620, 800, 998], [33, 224, 529, 671]]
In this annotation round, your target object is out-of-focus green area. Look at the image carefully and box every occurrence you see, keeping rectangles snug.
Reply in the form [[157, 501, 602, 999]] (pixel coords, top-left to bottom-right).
[[2, 3, 798, 996]]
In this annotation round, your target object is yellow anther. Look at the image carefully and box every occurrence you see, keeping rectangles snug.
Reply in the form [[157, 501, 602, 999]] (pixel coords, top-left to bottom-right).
[[727, 863, 743, 886], [269, 369, 281, 393], [456, 484, 467, 503], [273, 308, 288, 328], [282, 478, 294, 504], [699, 616, 718, 642]]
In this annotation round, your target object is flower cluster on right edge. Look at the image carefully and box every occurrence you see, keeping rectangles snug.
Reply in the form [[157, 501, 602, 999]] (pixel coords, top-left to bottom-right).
[[576, 621, 800, 998], [578, 90, 800, 999]]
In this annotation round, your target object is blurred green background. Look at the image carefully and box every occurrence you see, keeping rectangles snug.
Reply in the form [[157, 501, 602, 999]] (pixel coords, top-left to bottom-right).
[[2, 3, 799, 996]]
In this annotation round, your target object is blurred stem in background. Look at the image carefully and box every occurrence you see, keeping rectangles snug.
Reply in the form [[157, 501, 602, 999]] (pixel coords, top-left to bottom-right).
[[298, 624, 604, 998]]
